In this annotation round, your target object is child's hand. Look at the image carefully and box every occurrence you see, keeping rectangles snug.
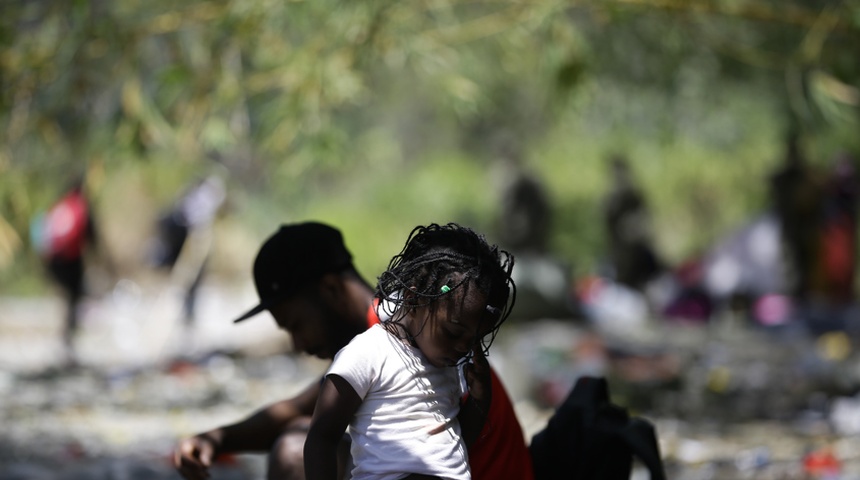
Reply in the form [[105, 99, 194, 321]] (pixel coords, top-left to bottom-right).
[[463, 347, 491, 408], [459, 347, 492, 446]]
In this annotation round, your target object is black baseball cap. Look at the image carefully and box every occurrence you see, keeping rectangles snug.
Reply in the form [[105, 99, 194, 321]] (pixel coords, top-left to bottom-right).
[[232, 222, 354, 323]]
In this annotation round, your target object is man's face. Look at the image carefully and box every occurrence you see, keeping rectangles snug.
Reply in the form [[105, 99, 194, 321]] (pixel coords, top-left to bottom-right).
[[268, 288, 348, 360]]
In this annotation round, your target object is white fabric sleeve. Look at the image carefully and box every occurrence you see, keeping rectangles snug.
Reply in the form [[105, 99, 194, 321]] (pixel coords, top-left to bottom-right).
[[326, 325, 383, 400]]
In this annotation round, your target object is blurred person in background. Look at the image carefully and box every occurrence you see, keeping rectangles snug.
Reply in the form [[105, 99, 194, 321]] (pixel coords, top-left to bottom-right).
[[173, 222, 534, 480], [768, 132, 822, 301], [603, 154, 664, 291], [811, 152, 858, 305], [31, 176, 106, 368], [146, 174, 226, 353], [498, 170, 552, 255], [496, 168, 578, 321]]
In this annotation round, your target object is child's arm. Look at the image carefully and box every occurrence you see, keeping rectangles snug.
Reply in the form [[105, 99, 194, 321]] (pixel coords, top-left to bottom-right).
[[304, 374, 362, 480], [458, 347, 492, 446]]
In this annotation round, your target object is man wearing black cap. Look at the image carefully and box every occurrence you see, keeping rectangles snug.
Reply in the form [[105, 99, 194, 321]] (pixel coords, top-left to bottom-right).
[[230, 222, 370, 359], [174, 222, 373, 480], [173, 222, 534, 480]]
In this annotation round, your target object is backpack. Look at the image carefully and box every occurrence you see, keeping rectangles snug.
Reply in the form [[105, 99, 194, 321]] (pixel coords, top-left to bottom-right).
[[40, 191, 89, 260], [530, 376, 666, 480]]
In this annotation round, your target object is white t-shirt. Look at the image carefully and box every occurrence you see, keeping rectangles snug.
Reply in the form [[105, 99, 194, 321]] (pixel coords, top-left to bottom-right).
[[327, 324, 470, 480]]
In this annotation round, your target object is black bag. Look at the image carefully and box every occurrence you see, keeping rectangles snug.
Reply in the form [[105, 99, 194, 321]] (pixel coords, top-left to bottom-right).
[[530, 376, 666, 480]]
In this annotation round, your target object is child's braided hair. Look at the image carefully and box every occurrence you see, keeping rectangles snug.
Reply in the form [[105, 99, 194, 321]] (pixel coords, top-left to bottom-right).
[[376, 223, 516, 358]]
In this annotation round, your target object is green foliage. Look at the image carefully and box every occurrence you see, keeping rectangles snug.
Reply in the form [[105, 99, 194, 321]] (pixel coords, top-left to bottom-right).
[[2, 0, 860, 293]]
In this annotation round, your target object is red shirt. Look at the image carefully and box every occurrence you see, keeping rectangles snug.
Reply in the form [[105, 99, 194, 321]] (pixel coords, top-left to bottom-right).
[[366, 305, 534, 479]]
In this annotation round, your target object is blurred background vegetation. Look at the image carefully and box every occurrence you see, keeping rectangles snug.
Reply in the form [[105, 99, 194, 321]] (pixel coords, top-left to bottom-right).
[[2, 0, 859, 296]]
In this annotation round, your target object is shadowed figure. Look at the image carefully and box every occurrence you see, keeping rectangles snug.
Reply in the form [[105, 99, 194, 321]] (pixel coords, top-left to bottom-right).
[[499, 171, 552, 255], [497, 169, 578, 320], [603, 155, 664, 291], [768, 133, 821, 300], [812, 152, 858, 304]]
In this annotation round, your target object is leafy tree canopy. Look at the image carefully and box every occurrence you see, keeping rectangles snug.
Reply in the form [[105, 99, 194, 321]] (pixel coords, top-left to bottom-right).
[[2, 0, 859, 289]]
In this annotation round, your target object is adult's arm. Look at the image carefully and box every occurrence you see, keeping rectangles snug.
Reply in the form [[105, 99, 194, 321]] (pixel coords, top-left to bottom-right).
[[458, 347, 491, 447], [174, 380, 321, 480], [467, 368, 535, 480], [304, 374, 361, 480]]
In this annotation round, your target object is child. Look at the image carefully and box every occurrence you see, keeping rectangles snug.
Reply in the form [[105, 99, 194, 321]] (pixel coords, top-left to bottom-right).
[[304, 223, 516, 480]]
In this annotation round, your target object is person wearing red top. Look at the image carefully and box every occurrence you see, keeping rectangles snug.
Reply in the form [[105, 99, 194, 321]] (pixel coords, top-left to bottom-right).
[[173, 222, 533, 480], [35, 177, 101, 368]]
